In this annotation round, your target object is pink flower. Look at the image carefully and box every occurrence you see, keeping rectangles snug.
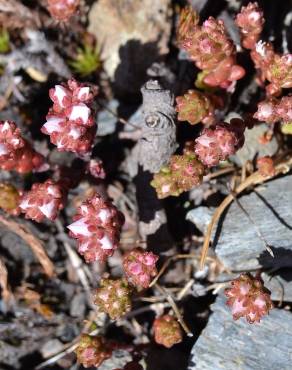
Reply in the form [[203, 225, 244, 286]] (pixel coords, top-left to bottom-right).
[[194, 119, 245, 166], [235, 2, 265, 50], [86, 159, 106, 179], [41, 79, 98, 155], [67, 193, 124, 263], [0, 121, 46, 174], [254, 95, 292, 125], [19, 179, 66, 222], [225, 273, 273, 323], [47, 0, 80, 22], [178, 8, 245, 88], [123, 248, 159, 289]]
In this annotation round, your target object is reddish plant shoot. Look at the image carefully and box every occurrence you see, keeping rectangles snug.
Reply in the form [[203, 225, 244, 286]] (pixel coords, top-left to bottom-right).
[[19, 180, 66, 222], [47, 0, 80, 22], [251, 41, 292, 96], [176, 90, 215, 125], [0, 121, 46, 174], [178, 7, 245, 89], [86, 158, 106, 179], [123, 248, 159, 289], [75, 334, 112, 368], [225, 273, 273, 323], [153, 315, 183, 348], [41, 79, 97, 155], [254, 96, 292, 125], [67, 193, 124, 263], [94, 278, 132, 320], [256, 156, 276, 177], [235, 2, 264, 50], [194, 119, 246, 167], [151, 153, 205, 198]]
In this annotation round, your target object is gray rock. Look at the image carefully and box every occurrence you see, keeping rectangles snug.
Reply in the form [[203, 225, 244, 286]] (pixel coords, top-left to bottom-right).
[[186, 206, 214, 234], [88, 0, 172, 95], [97, 100, 119, 136], [70, 292, 86, 318], [214, 175, 292, 271], [40, 339, 63, 359], [232, 124, 278, 166], [188, 296, 292, 370], [99, 349, 132, 370]]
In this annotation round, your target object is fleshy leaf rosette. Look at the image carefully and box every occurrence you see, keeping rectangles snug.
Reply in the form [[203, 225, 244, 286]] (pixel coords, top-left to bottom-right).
[[47, 0, 80, 22], [254, 96, 292, 125], [153, 315, 183, 348], [251, 41, 292, 96], [225, 273, 273, 323], [41, 79, 97, 155], [19, 179, 66, 222], [67, 193, 125, 263], [194, 119, 246, 167], [176, 90, 215, 125], [178, 8, 245, 88], [256, 156, 276, 177], [151, 153, 205, 199], [94, 278, 132, 320], [235, 2, 264, 50], [123, 248, 159, 289], [0, 121, 46, 174], [75, 334, 112, 368]]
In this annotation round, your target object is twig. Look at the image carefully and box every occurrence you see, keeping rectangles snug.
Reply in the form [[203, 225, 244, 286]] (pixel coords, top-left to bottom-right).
[[0, 214, 55, 277], [0, 256, 12, 301], [203, 166, 236, 181], [199, 156, 292, 270], [176, 279, 195, 301], [156, 284, 193, 337]]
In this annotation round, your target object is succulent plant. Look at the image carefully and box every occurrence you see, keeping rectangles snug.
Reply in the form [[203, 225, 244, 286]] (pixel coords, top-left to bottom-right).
[[153, 315, 183, 348], [225, 273, 273, 323]]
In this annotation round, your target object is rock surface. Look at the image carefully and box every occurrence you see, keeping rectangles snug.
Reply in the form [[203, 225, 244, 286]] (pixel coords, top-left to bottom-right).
[[232, 124, 278, 166], [88, 0, 172, 95], [188, 296, 292, 370], [214, 175, 292, 271]]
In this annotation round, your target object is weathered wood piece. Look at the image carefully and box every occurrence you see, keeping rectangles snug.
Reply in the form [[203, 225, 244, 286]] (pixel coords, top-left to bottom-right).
[[214, 175, 292, 271], [188, 296, 292, 370]]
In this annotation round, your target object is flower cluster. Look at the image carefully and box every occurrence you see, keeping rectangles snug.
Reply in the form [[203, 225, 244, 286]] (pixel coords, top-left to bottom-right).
[[47, 0, 80, 22], [67, 193, 124, 263], [19, 179, 66, 222], [251, 41, 292, 96], [225, 273, 273, 323], [254, 96, 292, 125], [0, 121, 46, 174], [235, 2, 264, 50], [176, 90, 215, 125], [153, 315, 183, 348], [151, 153, 205, 199], [194, 119, 246, 167], [178, 7, 245, 88], [94, 278, 132, 320], [41, 79, 97, 155], [123, 248, 159, 289], [0, 183, 21, 215], [75, 334, 112, 368], [256, 156, 276, 177]]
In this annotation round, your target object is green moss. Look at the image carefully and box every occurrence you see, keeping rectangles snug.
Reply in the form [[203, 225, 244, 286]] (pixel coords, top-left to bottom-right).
[[0, 29, 10, 54], [69, 43, 101, 77]]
